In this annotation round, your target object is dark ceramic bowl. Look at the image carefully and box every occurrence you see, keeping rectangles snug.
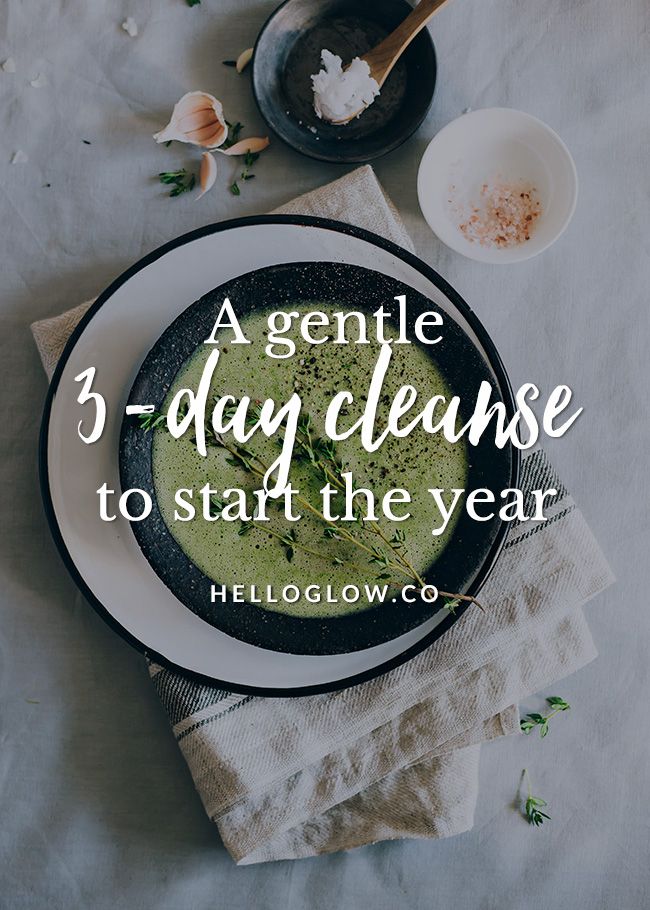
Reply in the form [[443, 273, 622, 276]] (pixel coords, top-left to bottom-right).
[[120, 261, 515, 656], [252, 0, 437, 163]]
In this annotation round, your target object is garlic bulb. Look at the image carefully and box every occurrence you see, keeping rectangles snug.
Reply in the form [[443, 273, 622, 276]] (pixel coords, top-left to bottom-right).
[[153, 92, 227, 149], [197, 152, 217, 199]]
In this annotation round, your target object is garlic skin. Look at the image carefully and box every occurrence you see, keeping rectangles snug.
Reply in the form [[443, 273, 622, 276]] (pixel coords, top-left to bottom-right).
[[29, 72, 48, 88], [153, 92, 227, 150], [121, 17, 138, 37], [216, 136, 270, 156], [236, 48, 253, 73], [197, 152, 217, 199]]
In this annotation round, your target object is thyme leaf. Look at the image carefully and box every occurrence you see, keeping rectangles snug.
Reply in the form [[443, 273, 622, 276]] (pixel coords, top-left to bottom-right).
[[137, 410, 166, 432], [523, 769, 550, 827], [443, 597, 461, 615], [223, 121, 244, 149]]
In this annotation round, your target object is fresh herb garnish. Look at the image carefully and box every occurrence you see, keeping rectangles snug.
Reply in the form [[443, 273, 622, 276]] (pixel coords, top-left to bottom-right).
[[209, 495, 225, 519], [137, 401, 481, 612], [137, 411, 167, 431], [523, 769, 550, 827], [186, 0, 201, 7], [222, 125, 265, 194], [223, 121, 244, 149], [227, 130, 245, 195], [234, 149, 259, 191], [280, 528, 297, 563], [158, 169, 196, 197], [520, 696, 570, 738], [137, 403, 188, 432]]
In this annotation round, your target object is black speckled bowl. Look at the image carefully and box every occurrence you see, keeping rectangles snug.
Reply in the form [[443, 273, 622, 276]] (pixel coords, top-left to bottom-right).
[[252, 0, 436, 163], [120, 262, 514, 655]]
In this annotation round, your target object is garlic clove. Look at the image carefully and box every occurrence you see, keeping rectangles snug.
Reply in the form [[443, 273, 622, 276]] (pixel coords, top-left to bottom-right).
[[153, 92, 227, 149], [176, 108, 219, 133], [197, 152, 217, 200], [185, 122, 226, 145], [216, 136, 270, 156], [205, 128, 229, 147], [236, 47, 253, 73]]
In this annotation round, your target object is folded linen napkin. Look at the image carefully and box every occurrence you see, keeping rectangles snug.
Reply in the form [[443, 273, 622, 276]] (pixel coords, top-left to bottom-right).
[[32, 165, 614, 864]]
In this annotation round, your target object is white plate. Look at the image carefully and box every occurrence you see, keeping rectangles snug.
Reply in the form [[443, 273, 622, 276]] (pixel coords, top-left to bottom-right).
[[40, 216, 515, 694], [417, 108, 578, 264]]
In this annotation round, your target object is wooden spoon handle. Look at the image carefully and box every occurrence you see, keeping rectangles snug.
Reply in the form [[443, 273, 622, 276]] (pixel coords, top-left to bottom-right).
[[365, 0, 452, 86]]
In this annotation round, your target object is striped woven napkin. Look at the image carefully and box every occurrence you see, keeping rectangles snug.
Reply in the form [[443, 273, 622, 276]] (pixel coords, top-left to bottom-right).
[[32, 166, 614, 864]]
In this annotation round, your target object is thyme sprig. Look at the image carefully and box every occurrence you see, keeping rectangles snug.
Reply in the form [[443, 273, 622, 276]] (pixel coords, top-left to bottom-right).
[[520, 696, 570, 738], [138, 411, 167, 431], [158, 168, 196, 197], [523, 769, 551, 827], [222, 124, 258, 196], [230, 149, 259, 195], [136, 404, 481, 612], [290, 412, 483, 611]]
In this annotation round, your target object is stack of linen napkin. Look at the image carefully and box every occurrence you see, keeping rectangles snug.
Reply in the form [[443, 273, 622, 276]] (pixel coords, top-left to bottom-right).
[[32, 166, 614, 864]]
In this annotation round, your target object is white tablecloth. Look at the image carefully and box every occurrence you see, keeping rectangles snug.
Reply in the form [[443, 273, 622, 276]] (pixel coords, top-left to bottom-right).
[[1, 0, 648, 906]]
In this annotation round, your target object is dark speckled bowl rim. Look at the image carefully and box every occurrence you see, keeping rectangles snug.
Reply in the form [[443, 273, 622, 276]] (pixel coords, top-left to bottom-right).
[[251, 0, 437, 164], [39, 214, 520, 696]]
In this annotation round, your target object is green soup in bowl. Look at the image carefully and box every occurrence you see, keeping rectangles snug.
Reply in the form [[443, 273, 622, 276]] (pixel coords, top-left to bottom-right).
[[152, 301, 468, 620]]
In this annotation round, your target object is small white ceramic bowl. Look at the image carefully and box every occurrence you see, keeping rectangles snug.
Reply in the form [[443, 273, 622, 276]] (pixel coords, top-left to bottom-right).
[[417, 108, 578, 264]]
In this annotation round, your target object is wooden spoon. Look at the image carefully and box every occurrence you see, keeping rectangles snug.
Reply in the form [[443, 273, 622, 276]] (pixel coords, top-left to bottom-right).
[[331, 0, 453, 124]]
